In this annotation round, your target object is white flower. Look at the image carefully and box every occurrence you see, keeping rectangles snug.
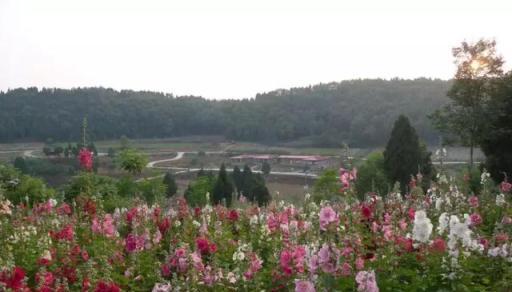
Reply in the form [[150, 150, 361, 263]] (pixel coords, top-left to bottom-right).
[[435, 197, 443, 210], [496, 193, 506, 206], [412, 210, 433, 243], [437, 213, 449, 235]]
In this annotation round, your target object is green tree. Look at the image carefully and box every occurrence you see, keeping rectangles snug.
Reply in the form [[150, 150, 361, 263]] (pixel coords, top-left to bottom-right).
[[184, 176, 215, 207], [232, 165, 243, 195], [117, 148, 148, 175], [212, 163, 234, 206], [13, 157, 28, 174], [241, 164, 253, 199], [430, 39, 504, 167], [262, 161, 271, 176], [163, 171, 178, 198], [252, 174, 271, 206], [480, 72, 512, 182], [313, 169, 340, 202], [384, 115, 422, 193], [355, 152, 389, 199]]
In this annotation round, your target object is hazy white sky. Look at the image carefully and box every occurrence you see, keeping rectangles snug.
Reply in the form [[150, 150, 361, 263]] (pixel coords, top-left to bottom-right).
[[1, 0, 511, 99]]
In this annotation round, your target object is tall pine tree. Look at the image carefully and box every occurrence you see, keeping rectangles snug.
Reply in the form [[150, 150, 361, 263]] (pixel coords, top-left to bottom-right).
[[212, 164, 234, 207], [384, 115, 422, 193], [232, 165, 243, 196], [163, 172, 178, 198]]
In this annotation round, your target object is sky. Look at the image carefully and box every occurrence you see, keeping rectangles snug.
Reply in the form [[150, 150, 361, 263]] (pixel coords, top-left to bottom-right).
[[1, 0, 511, 99]]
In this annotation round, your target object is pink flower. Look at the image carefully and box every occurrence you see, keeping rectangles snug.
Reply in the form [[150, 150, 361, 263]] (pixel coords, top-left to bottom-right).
[[95, 281, 121, 292], [408, 208, 415, 221], [319, 206, 338, 231], [355, 257, 365, 270], [341, 262, 352, 276], [468, 196, 479, 208], [500, 181, 512, 193], [355, 270, 379, 292], [78, 148, 93, 171], [125, 234, 144, 253], [469, 213, 482, 226], [295, 280, 316, 292]]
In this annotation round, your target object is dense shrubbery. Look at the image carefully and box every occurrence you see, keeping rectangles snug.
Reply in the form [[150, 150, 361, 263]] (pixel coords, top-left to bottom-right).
[[1, 160, 511, 291]]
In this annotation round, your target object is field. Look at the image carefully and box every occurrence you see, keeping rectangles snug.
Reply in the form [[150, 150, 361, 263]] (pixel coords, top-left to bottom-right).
[[0, 137, 485, 200]]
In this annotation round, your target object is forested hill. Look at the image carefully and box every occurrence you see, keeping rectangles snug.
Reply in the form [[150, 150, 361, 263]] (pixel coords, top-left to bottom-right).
[[0, 78, 450, 147]]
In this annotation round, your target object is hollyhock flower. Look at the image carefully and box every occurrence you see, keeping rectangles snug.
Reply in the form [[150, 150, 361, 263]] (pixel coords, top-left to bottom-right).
[[228, 210, 239, 221], [398, 219, 408, 231], [56, 203, 72, 215], [355, 270, 379, 292], [94, 281, 121, 292], [0, 267, 26, 290], [469, 213, 482, 226], [412, 210, 432, 243], [125, 234, 144, 253], [295, 280, 316, 292], [502, 216, 512, 225], [431, 238, 446, 253], [0, 199, 13, 215], [355, 257, 365, 270], [468, 196, 479, 208], [78, 148, 93, 171], [341, 262, 352, 276], [152, 283, 172, 292], [500, 180, 512, 193], [496, 233, 509, 243], [280, 250, 293, 275], [158, 217, 171, 234], [361, 204, 373, 220], [408, 208, 415, 220], [55, 224, 74, 241], [319, 206, 338, 230]]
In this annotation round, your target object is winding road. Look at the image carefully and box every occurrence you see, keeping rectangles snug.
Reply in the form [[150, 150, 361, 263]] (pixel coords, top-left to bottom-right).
[[143, 151, 318, 181]]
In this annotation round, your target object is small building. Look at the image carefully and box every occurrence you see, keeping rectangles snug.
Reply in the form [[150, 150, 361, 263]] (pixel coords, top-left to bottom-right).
[[230, 154, 275, 164], [278, 155, 330, 166]]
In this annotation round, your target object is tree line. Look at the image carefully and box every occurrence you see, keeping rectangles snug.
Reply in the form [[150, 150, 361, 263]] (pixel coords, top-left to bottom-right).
[[0, 79, 450, 147]]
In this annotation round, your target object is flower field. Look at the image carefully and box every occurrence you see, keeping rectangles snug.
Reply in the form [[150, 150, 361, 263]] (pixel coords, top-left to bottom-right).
[[1, 173, 511, 291]]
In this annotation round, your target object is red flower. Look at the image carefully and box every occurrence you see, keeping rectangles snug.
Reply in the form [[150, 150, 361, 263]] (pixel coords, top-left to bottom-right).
[[228, 210, 239, 221], [54, 224, 74, 241], [78, 148, 93, 171], [158, 217, 171, 235], [0, 266, 26, 289], [196, 237, 216, 255], [431, 238, 446, 253], [408, 208, 416, 221], [361, 204, 372, 220], [95, 281, 121, 292]]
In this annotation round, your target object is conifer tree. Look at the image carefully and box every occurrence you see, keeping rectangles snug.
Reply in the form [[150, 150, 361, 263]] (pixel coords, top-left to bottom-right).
[[383, 115, 422, 193], [232, 165, 243, 195], [163, 172, 178, 198], [212, 164, 234, 206]]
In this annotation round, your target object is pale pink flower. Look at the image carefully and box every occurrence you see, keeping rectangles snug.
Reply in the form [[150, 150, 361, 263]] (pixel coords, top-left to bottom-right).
[[319, 206, 338, 231], [295, 280, 316, 292]]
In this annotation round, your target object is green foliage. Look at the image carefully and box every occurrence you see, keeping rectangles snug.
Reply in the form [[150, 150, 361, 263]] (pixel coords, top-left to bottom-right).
[[116, 148, 148, 175], [184, 175, 215, 207], [430, 39, 504, 167], [262, 161, 271, 176], [65, 173, 118, 202], [0, 80, 450, 146], [162, 172, 178, 197], [232, 165, 243, 195], [355, 152, 389, 199], [313, 169, 340, 202], [384, 115, 423, 193], [480, 73, 512, 182], [107, 147, 116, 158], [137, 179, 166, 205], [0, 163, 54, 205], [212, 164, 234, 207], [13, 156, 28, 173]]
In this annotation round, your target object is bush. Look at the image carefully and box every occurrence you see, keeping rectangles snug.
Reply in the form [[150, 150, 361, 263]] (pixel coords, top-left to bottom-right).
[[355, 152, 389, 199]]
